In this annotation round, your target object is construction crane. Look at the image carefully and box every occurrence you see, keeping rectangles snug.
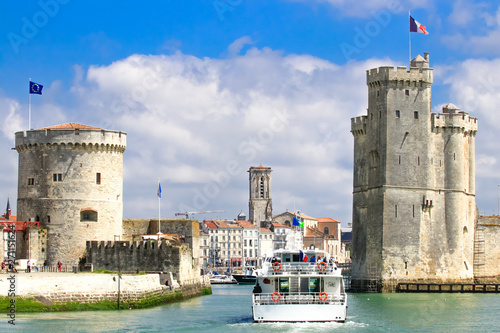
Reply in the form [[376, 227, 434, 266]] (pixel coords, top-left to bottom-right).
[[175, 210, 226, 219]]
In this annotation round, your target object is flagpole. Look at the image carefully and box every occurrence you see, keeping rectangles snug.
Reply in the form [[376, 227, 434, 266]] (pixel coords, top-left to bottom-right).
[[28, 78, 31, 130], [409, 11, 411, 67], [158, 178, 161, 241]]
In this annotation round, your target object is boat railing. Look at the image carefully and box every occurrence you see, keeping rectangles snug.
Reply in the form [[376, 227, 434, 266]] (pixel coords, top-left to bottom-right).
[[253, 292, 346, 306], [263, 262, 341, 275]]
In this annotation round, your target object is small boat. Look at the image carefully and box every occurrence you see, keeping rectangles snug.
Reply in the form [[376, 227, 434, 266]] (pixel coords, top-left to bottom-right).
[[252, 249, 347, 322], [233, 266, 259, 284], [209, 272, 238, 285]]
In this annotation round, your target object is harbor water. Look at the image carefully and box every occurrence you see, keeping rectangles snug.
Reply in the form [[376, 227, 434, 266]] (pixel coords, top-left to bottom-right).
[[3, 284, 500, 332]]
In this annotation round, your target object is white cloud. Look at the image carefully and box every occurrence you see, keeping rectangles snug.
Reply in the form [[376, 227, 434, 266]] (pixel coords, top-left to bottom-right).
[[48, 47, 389, 224], [441, 57, 500, 212], [442, 4, 500, 55]]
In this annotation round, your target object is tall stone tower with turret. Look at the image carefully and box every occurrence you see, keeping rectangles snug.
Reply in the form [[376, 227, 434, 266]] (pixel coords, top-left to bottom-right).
[[350, 54, 478, 291], [248, 165, 272, 226], [15, 123, 126, 265]]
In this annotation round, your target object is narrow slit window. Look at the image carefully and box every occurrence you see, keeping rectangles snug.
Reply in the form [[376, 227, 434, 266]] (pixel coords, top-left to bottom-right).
[[405, 89, 409, 97], [414, 111, 419, 119], [396, 110, 400, 118], [96, 173, 101, 185], [395, 205, 398, 217]]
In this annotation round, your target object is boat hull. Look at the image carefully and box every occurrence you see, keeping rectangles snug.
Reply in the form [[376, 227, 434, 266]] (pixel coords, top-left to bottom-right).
[[253, 303, 346, 322], [232, 274, 256, 284]]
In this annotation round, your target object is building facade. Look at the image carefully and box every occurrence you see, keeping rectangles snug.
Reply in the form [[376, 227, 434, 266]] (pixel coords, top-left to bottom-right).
[[350, 54, 478, 290], [15, 123, 126, 265]]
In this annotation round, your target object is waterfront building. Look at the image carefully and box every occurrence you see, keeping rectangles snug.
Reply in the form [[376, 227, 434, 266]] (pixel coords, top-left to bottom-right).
[[350, 54, 478, 291]]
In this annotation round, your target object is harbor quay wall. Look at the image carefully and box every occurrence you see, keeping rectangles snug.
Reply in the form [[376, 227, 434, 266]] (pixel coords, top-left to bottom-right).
[[479, 216, 500, 282], [86, 240, 197, 283], [0, 273, 211, 305]]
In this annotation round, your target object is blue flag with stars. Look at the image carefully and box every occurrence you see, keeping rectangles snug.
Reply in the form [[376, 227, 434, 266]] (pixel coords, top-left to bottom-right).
[[30, 81, 43, 95]]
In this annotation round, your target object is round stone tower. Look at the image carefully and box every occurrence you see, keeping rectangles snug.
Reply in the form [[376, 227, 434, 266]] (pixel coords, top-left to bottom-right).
[[15, 123, 126, 265]]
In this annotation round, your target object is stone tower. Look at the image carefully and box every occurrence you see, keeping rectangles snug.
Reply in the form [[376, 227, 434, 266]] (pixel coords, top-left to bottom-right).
[[15, 123, 126, 265], [248, 165, 272, 226], [350, 54, 478, 291]]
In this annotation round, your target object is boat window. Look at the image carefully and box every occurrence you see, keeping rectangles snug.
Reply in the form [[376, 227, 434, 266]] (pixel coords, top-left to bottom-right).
[[279, 278, 289, 293], [300, 277, 309, 292], [292, 254, 300, 262], [310, 278, 320, 293]]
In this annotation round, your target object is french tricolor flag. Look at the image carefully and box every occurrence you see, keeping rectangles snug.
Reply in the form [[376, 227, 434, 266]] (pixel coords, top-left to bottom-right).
[[410, 16, 429, 35]]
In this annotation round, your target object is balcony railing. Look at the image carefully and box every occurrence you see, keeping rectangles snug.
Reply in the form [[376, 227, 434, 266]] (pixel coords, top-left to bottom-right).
[[253, 292, 346, 305], [263, 262, 341, 275]]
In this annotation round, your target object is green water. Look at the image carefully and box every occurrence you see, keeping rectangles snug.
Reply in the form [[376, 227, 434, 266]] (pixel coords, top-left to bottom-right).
[[2, 285, 499, 332]]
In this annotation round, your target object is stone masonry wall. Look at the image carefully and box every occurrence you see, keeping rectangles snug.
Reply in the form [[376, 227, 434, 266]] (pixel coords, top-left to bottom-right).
[[86, 240, 197, 283], [122, 219, 200, 276], [0, 273, 210, 304], [479, 216, 500, 282]]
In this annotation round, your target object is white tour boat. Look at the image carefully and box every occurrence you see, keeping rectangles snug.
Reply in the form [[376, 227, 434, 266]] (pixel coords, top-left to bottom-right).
[[252, 249, 347, 322]]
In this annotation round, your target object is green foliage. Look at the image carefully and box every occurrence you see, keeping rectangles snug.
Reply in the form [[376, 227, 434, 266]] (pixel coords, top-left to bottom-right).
[[0, 292, 187, 313], [202, 287, 212, 295], [91, 269, 115, 274]]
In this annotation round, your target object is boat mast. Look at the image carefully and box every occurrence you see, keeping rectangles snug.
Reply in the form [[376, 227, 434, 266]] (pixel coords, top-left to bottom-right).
[[258, 211, 261, 267]]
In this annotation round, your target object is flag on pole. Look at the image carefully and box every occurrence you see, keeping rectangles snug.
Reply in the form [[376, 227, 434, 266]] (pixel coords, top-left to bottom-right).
[[157, 182, 162, 198], [410, 16, 429, 35], [29, 81, 43, 94], [293, 216, 300, 226]]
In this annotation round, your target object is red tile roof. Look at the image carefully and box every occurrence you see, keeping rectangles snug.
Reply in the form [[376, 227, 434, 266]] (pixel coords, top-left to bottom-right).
[[36, 123, 102, 130], [317, 217, 340, 223]]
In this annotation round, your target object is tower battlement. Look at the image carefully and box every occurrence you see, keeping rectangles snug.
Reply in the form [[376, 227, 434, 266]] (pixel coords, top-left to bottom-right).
[[15, 124, 126, 152], [367, 65, 433, 86], [432, 111, 478, 133], [432, 103, 478, 133], [351, 116, 367, 136]]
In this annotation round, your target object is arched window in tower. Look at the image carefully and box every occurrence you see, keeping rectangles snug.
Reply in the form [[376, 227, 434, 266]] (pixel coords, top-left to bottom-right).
[[324, 227, 329, 235], [80, 208, 98, 222], [260, 177, 265, 198]]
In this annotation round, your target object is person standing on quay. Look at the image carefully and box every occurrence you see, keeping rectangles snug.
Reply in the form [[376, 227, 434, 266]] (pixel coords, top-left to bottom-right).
[[57, 260, 62, 272]]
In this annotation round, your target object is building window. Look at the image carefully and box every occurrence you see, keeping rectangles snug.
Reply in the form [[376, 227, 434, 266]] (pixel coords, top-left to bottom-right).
[[418, 156, 420, 166], [260, 177, 265, 198], [28, 178, 35, 185], [395, 205, 398, 217], [96, 173, 101, 184], [405, 89, 409, 96], [47, 216, 50, 223], [414, 111, 419, 119], [399, 155, 401, 165], [324, 227, 329, 235], [80, 209, 98, 222], [53, 173, 62, 182], [249, 239, 252, 246], [395, 110, 400, 118]]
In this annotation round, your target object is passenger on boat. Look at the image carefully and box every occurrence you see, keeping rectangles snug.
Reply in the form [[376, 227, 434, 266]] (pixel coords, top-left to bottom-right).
[[309, 255, 316, 263], [253, 283, 262, 294]]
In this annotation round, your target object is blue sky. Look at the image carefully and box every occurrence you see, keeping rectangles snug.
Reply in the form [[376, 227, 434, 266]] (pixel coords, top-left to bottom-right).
[[1, 0, 499, 224]]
